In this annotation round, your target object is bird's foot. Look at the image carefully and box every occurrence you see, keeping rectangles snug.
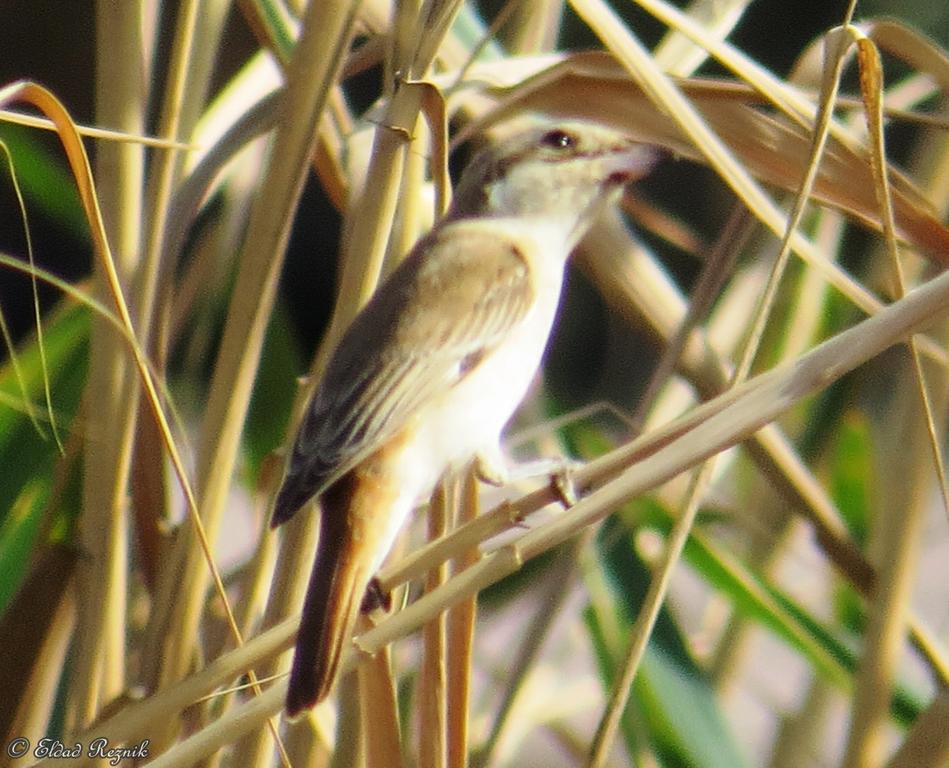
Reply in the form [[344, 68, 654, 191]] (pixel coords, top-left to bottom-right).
[[360, 578, 392, 614], [475, 449, 581, 508], [474, 448, 509, 487]]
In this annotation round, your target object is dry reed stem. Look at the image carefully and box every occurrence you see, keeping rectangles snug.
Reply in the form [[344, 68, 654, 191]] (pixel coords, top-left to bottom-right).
[[8, 3, 949, 765], [68, 0, 153, 728], [358, 638, 405, 768], [843, 30, 947, 768], [420, 482, 450, 768], [134, 0, 205, 715], [44, 257, 949, 765], [148, 0, 359, 695], [445, 471, 480, 768]]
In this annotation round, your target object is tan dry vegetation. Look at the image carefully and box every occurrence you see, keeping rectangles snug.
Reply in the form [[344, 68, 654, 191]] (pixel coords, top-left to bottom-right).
[[0, 1, 947, 767]]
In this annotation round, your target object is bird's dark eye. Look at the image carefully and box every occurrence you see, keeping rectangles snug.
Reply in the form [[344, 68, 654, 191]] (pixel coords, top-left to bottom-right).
[[540, 129, 576, 150]]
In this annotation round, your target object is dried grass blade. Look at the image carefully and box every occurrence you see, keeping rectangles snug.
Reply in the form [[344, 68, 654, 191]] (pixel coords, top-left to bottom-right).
[[0, 76, 208, 720], [0, 108, 192, 149], [445, 472, 480, 768], [589, 7, 864, 757], [842, 32, 948, 768], [359, 263, 949, 660], [419, 481, 450, 768], [0, 143, 51, 441], [484, 51, 949, 260], [139, 2, 360, 760]]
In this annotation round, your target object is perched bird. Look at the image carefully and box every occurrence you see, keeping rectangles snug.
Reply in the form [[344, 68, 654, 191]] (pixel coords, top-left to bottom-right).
[[272, 120, 657, 715]]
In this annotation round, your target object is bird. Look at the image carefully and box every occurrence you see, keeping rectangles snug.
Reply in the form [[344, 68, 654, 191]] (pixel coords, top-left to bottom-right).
[[271, 120, 658, 715]]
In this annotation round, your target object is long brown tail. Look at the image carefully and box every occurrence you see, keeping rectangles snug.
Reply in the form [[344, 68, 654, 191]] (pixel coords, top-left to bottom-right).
[[285, 470, 396, 715]]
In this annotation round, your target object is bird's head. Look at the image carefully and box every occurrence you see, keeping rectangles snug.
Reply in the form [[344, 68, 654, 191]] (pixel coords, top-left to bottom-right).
[[449, 121, 658, 241]]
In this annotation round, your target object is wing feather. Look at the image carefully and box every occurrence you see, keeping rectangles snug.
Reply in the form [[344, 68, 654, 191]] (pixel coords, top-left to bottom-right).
[[272, 223, 535, 523]]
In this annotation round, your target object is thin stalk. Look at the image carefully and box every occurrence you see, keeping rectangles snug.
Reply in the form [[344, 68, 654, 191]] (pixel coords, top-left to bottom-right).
[[587, 462, 712, 767], [46, 258, 949, 765], [68, 0, 147, 730], [445, 471, 480, 768], [420, 482, 450, 768], [147, 0, 361, 691], [843, 32, 947, 768], [588, 7, 863, 756], [477, 533, 592, 768]]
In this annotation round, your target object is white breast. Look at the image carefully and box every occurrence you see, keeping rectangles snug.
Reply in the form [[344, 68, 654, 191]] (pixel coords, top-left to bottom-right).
[[357, 217, 573, 577], [397, 217, 573, 496]]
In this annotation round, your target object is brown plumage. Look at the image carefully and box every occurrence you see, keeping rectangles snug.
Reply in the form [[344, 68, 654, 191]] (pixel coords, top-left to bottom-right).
[[284, 441, 405, 714], [271, 122, 658, 713]]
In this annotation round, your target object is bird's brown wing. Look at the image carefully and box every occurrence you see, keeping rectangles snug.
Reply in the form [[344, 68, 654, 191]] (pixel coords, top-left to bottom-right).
[[272, 223, 536, 525]]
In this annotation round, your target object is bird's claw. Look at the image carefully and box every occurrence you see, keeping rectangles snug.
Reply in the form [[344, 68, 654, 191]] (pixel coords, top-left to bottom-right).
[[474, 449, 509, 487], [360, 578, 392, 614], [476, 449, 582, 508]]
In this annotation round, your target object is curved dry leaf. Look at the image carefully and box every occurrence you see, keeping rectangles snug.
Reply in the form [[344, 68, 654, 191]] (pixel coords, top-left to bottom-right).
[[858, 18, 949, 93], [479, 52, 949, 261], [0, 108, 193, 149]]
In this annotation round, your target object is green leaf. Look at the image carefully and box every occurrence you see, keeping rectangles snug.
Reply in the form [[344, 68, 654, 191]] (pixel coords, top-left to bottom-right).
[[243, 301, 303, 480], [0, 479, 47, 615], [827, 410, 873, 545], [0, 302, 89, 614], [586, 517, 750, 768], [627, 498, 925, 727], [0, 124, 87, 237], [0, 303, 88, 510]]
